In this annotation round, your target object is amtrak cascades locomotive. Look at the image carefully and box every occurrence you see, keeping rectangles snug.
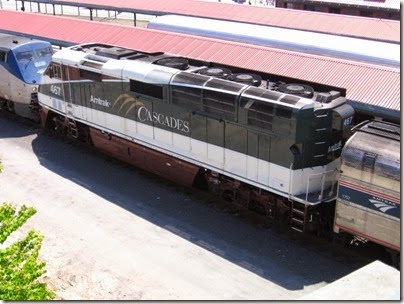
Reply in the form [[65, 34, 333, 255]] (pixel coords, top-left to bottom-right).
[[38, 43, 355, 234], [0, 34, 53, 120], [0, 38, 400, 262]]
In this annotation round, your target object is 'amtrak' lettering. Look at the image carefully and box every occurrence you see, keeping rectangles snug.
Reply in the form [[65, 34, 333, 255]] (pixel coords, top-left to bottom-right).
[[328, 141, 342, 153], [137, 106, 189, 133], [90, 95, 111, 108]]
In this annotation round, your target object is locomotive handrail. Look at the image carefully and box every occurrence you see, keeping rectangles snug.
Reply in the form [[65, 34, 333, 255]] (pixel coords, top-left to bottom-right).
[[303, 168, 339, 206]]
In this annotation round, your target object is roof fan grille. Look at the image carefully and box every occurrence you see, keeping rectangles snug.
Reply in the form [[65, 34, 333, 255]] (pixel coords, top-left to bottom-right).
[[198, 67, 232, 79], [277, 83, 314, 98], [154, 57, 189, 70], [227, 73, 262, 87]]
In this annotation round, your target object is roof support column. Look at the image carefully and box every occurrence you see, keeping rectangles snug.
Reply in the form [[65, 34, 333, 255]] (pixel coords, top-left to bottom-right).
[[52, 3, 55, 15], [134, 12, 137, 26]]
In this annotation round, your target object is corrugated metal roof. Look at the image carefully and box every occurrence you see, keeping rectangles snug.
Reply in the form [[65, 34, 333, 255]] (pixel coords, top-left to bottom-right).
[[14, 0, 400, 43], [0, 10, 399, 117], [307, 0, 400, 10]]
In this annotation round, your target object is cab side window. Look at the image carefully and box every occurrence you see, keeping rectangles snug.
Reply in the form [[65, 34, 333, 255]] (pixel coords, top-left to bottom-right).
[[53, 64, 62, 79], [0, 51, 6, 62], [44, 63, 62, 79]]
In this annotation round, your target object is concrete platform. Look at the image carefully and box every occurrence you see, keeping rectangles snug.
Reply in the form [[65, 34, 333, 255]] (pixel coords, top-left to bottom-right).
[[300, 260, 400, 300]]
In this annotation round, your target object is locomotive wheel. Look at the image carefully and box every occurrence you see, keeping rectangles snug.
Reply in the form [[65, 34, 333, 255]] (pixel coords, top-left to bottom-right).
[[154, 57, 189, 70]]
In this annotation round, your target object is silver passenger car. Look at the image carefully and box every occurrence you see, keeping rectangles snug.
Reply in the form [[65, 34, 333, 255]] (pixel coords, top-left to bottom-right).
[[334, 120, 400, 252]]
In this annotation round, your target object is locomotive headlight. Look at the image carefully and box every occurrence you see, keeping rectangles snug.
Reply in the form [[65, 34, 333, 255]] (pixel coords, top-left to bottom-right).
[[32, 86, 38, 92]]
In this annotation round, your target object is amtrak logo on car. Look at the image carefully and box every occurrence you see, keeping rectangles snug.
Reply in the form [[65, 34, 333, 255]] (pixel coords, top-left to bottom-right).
[[328, 140, 342, 153], [90, 95, 111, 108], [369, 198, 397, 213]]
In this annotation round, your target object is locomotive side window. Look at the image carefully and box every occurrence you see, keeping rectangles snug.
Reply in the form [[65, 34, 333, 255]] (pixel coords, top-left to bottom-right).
[[0, 51, 6, 62], [49, 64, 62, 79], [130, 79, 163, 99]]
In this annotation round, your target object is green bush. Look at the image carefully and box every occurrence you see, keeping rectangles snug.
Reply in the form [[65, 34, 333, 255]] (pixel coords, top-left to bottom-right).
[[0, 203, 55, 300]]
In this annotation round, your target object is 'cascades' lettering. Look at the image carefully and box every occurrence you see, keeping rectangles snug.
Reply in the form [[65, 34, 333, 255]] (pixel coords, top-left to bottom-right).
[[137, 106, 189, 133]]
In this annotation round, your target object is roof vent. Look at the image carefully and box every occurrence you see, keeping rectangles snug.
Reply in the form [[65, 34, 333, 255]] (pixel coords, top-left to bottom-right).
[[154, 57, 189, 70], [198, 67, 232, 79], [277, 83, 314, 98], [227, 73, 262, 87]]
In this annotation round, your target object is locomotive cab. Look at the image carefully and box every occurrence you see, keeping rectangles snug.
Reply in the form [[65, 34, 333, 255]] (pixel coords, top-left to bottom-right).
[[0, 34, 52, 120]]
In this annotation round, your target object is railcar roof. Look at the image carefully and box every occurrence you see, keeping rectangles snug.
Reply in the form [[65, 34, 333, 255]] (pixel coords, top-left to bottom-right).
[[344, 129, 400, 164], [355, 121, 400, 142], [0, 33, 44, 50], [147, 15, 399, 68]]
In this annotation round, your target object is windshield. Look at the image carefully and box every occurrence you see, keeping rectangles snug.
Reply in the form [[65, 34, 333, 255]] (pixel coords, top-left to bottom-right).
[[36, 47, 53, 58], [14, 43, 53, 84], [16, 50, 35, 62]]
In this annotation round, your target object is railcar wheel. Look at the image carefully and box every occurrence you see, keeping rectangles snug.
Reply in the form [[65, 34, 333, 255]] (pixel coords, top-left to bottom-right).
[[154, 57, 189, 70]]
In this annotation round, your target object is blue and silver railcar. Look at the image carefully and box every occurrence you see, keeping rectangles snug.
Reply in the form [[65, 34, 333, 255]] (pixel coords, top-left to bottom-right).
[[334, 120, 400, 253], [0, 33, 53, 120], [38, 43, 354, 233]]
